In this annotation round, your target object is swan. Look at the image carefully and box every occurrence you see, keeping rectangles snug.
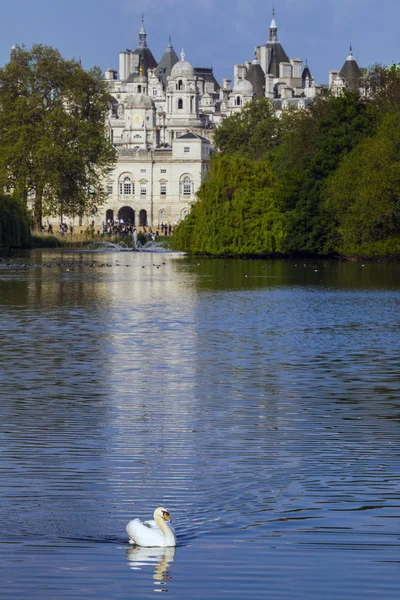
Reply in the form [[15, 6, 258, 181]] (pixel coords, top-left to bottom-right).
[[126, 507, 177, 547]]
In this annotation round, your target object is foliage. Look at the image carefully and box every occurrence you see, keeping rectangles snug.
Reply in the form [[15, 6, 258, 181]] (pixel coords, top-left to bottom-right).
[[325, 111, 400, 254], [0, 194, 31, 247], [214, 97, 282, 159], [0, 44, 116, 229], [175, 83, 400, 260], [172, 155, 284, 256]]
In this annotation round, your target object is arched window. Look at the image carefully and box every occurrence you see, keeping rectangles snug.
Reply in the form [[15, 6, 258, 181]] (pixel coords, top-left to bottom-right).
[[178, 80, 183, 90], [180, 175, 194, 196], [190, 96, 194, 112], [236, 96, 241, 106], [178, 98, 183, 110], [119, 176, 133, 196], [138, 85, 142, 93], [181, 208, 189, 220]]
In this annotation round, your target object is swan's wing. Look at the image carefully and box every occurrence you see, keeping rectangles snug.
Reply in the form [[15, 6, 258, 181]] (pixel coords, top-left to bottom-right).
[[126, 518, 165, 547], [143, 519, 157, 528]]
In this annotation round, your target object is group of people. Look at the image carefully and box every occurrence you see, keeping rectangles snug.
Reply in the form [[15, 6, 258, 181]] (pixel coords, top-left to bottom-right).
[[41, 223, 73, 235], [102, 219, 176, 238]]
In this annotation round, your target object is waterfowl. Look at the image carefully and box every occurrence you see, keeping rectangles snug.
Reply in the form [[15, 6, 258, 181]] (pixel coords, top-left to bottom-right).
[[126, 507, 177, 547]]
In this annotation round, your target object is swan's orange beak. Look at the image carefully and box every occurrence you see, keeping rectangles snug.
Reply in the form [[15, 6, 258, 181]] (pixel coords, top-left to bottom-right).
[[164, 513, 171, 522]]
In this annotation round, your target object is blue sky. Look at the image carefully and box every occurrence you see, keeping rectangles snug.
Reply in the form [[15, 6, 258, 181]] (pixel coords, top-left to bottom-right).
[[0, 0, 398, 85]]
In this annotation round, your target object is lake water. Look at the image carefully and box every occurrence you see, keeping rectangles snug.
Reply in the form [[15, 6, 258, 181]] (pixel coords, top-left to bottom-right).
[[0, 250, 399, 599]]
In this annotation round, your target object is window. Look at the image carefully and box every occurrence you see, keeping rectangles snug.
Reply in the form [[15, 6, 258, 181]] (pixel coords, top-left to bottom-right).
[[181, 176, 193, 196], [160, 209, 167, 220], [152, 88, 157, 96], [140, 183, 147, 196], [184, 147, 190, 153], [160, 183, 167, 196], [138, 85, 142, 93], [160, 169, 167, 174], [178, 80, 183, 90], [120, 177, 132, 196], [178, 98, 183, 110], [107, 184, 113, 196], [140, 169, 147, 173], [236, 96, 241, 106]]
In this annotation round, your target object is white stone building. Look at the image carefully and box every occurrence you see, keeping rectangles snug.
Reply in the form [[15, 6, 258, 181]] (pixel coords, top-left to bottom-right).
[[104, 132, 210, 229], [101, 11, 323, 229]]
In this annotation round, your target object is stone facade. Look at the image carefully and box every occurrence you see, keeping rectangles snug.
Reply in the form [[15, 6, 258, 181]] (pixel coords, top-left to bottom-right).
[[102, 11, 325, 229], [104, 132, 210, 229]]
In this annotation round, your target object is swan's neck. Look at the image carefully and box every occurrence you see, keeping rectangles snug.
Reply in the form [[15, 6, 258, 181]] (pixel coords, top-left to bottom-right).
[[155, 516, 175, 545]]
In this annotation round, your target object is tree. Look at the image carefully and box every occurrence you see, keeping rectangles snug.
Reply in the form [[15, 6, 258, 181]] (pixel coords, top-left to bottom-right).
[[0, 44, 116, 229], [325, 111, 400, 256], [274, 91, 378, 254], [0, 194, 31, 248], [214, 97, 281, 159]]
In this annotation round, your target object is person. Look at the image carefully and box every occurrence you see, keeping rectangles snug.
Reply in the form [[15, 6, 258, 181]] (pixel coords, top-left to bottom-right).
[[164, 224, 168, 236]]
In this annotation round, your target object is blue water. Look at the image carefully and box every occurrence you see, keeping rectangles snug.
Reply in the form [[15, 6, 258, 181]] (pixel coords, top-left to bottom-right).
[[0, 251, 399, 599]]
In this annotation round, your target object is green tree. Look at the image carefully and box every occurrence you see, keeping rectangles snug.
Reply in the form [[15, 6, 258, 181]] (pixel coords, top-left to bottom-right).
[[173, 154, 283, 256], [0, 194, 31, 248], [214, 97, 281, 159], [274, 92, 378, 254], [0, 44, 116, 229], [325, 111, 400, 257]]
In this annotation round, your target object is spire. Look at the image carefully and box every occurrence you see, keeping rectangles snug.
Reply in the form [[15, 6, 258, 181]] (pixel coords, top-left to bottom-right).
[[252, 48, 260, 65], [138, 14, 147, 48], [180, 48, 185, 61], [346, 44, 355, 61], [168, 35, 172, 49], [269, 6, 278, 42]]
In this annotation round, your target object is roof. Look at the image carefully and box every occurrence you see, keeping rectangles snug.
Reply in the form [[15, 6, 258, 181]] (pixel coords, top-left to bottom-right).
[[170, 50, 194, 79], [175, 132, 210, 142], [131, 47, 158, 78], [156, 38, 179, 87], [274, 97, 313, 110], [339, 48, 362, 87], [302, 64, 312, 80], [245, 62, 265, 97], [193, 67, 220, 91], [266, 42, 290, 77]]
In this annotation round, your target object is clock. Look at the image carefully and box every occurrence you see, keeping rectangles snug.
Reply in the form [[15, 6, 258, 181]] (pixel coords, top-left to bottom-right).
[[132, 113, 143, 126]]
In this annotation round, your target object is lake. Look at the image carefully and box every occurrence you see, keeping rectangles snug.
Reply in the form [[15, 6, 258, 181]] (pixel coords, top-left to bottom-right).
[[0, 250, 399, 599]]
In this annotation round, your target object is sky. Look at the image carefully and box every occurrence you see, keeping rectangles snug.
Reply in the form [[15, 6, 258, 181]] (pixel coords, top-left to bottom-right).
[[0, 0, 398, 86]]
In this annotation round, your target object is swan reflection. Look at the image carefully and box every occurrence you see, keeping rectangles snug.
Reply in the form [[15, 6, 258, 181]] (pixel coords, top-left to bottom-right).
[[126, 546, 175, 592]]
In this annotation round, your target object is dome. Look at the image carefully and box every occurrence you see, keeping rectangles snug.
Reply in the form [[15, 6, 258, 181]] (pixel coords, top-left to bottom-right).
[[232, 78, 253, 96], [170, 49, 194, 79], [125, 94, 155, 109], [126, 72, 148, 84]]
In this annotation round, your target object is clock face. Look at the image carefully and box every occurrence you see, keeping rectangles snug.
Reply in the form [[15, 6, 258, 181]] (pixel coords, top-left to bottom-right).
[[132, 113, 143, 126]]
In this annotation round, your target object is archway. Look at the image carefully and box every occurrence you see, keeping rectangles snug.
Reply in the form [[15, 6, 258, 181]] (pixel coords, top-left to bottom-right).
[[139, 209, 147, 227], [118, 206, 135, 225], [106, 209, 114, 223]]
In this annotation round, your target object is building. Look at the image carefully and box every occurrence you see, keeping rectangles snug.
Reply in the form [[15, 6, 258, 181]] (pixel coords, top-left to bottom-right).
[[226, 9, 322, 116], [102, 10, 324, 229], [329, 46, 363, 95]]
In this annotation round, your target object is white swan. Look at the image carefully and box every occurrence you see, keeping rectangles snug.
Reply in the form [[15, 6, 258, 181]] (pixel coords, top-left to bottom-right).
[[126, 507, 177, 547]]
